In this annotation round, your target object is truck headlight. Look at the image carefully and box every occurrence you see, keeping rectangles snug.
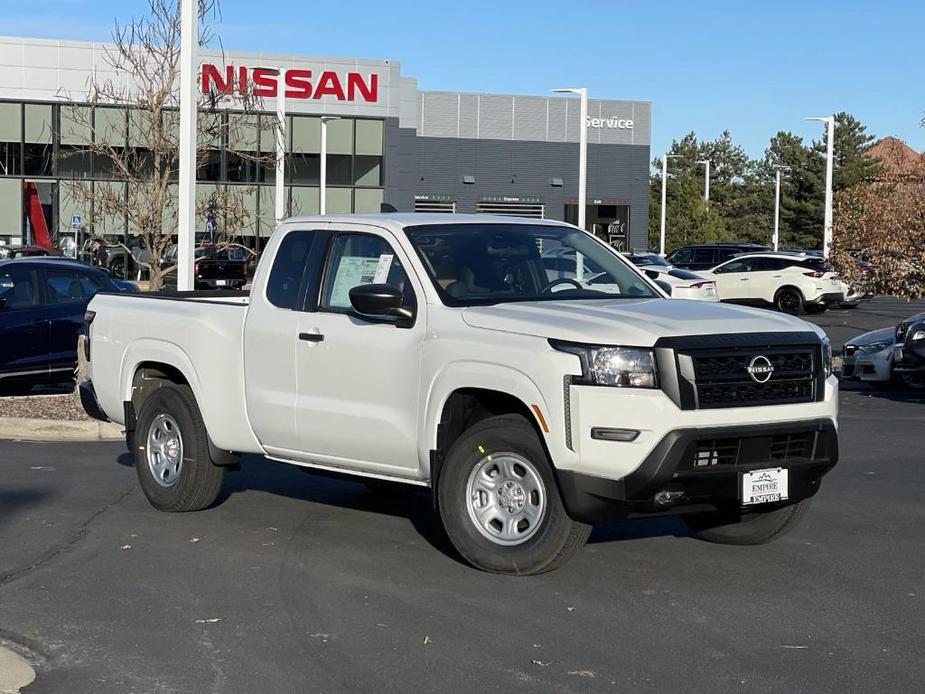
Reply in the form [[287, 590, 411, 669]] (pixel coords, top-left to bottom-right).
[[822, 337, 832, 377], [911, 329, 925, 342], [550, 341, 658, 388]]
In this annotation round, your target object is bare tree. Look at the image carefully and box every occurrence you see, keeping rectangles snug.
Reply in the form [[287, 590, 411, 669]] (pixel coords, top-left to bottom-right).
[[61, 0, 277, 289]]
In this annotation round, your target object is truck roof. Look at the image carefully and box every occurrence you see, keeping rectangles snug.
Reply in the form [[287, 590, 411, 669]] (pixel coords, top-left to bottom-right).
[[280, 213, 576, 230]]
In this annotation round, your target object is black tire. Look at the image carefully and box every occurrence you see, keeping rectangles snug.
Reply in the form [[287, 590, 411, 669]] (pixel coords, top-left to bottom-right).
[[899, 373, 925, 391], [109, 257, 127, 279], [774, 287, 805, 315], [134, 385, 224, 512], [437, 414, 591, 575], [683, 499, 811, 545]]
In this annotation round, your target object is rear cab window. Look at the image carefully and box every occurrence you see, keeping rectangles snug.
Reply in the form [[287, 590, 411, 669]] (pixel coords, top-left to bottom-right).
[[266, 231, 315, 310]]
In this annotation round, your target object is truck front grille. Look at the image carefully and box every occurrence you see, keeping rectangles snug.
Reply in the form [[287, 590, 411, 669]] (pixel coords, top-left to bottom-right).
[[685, 346, 817, 409]]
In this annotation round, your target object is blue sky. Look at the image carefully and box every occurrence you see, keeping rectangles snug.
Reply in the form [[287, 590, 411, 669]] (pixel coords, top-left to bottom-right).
[[5, 0, 924, 158]]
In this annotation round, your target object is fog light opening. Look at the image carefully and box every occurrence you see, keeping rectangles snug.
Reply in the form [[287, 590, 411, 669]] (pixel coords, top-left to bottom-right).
[[653, 489, 685, 507]]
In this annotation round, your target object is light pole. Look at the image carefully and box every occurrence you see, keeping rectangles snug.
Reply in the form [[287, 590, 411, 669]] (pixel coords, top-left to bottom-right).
[[659, 154, 681, 256], [697, 159, 711, 204], [551, 87, 588, 232], [274, 69, 287, 225], [806, 115, 835, 256], [177, 0, 198, 291], [772, 164, 791, 251], [319, 116, 341, 215]]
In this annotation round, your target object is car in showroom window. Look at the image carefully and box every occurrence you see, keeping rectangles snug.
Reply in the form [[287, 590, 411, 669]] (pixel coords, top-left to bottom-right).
[[404, 223, 659, 306]]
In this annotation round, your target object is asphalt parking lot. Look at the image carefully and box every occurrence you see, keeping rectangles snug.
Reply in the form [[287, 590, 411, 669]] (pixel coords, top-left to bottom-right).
[[1, 298, 924, 693]]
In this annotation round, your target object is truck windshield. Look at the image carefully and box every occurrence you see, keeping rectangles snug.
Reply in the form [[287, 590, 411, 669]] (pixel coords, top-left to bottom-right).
[[404, 223, 659, 307]]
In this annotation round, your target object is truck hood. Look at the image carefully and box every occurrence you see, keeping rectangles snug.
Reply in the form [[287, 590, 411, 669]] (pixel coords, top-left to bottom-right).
[[462, 298, 818, 345]]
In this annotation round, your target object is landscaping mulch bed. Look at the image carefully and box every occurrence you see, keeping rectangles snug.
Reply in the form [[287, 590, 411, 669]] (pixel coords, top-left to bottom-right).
[[0, 386, 91, 421]]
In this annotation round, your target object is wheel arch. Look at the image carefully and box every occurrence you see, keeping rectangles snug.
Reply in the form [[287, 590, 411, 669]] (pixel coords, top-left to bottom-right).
[[424, 364, 558, 492]]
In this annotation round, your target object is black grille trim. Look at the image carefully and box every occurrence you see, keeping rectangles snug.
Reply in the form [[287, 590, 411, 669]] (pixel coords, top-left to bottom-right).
[[653, 332, 825, 411]]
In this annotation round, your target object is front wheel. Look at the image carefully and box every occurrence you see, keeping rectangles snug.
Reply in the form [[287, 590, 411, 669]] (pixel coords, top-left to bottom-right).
[[437, 414, 591, 575], [134, 384, 224, 512], [899, 372, 925, 391], [683, 499, 811, 545]]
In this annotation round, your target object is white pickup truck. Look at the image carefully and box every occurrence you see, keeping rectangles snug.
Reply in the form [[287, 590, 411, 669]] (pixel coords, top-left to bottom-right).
[[81, 214, 839, 574]]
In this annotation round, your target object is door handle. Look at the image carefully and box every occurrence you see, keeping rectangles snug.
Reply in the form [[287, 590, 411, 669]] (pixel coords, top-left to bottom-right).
[[739, 278, 749, 281], [298, 332, 324, 343]]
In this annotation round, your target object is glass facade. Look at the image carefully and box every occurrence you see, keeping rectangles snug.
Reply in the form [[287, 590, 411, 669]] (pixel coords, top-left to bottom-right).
[[0, 100, 385, 249]]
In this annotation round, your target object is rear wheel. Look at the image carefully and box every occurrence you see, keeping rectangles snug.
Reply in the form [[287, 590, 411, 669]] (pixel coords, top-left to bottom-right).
[[437, 414, 591, 575], [774, 287, 805, 315], [134, 385, 224, 512], [683, 499, 811, 545]]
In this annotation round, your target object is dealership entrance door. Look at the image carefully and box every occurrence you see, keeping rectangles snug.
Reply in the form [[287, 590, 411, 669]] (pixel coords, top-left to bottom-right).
[[565, 200, 629, 250]]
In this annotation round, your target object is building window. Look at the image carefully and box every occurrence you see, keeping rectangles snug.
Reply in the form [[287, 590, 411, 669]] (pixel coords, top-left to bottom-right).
[[0, 102, 22, 176], [24, 104, 53, 177]]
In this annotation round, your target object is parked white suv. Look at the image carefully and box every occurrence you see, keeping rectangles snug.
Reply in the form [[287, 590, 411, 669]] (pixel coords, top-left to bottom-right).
[[80, 215, 839, 574], [701, 253, 844, 314]]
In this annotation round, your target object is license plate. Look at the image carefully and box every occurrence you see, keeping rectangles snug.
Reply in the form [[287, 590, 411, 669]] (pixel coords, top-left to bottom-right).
[[216, 279, 228, 286], [741, 468, 788, 505]]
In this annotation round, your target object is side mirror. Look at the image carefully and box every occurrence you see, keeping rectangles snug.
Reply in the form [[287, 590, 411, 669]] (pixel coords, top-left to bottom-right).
[[655, 279, 673, 296], [349, 283, 415, 327], [644, 269, 659, 280]]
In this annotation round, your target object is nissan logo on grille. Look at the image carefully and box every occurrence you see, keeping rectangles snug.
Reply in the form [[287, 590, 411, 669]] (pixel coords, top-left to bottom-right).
[[746, 355, 775, 384]]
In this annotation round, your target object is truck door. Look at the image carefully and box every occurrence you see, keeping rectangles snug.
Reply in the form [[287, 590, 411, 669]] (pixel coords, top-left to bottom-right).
[[294, 226, 425, 477], [243, 228, 321, 455]]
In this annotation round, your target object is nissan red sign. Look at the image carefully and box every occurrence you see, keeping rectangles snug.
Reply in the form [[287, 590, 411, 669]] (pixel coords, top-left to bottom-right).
[[201, 63, 379, 102]]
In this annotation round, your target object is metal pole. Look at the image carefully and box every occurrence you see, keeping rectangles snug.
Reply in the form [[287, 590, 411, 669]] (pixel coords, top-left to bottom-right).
[[823, 116, 834, 257], [274, 69, 287, 225], [773, 169, 781, 252], [319, 117, 328, 215], [177, 0, 198, 291], [703, 161, 710, 203], [659, 153, 667, 256], [577, 87, 588, 232]]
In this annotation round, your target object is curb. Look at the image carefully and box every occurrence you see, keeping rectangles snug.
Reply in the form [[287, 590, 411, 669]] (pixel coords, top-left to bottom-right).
[[0, 417, 124, 442]]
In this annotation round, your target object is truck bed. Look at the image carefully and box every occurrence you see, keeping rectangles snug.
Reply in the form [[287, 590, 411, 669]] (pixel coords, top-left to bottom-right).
[[87, 290, 258, 453]]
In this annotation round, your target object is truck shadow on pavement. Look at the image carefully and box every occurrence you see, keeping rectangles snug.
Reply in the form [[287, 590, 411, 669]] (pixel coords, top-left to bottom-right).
[[0, 489, 51, 528], [113, 451, 701, 562]]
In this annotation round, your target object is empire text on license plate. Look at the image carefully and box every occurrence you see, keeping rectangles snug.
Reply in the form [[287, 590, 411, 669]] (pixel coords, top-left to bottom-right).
[[741, 468, 789, 505]]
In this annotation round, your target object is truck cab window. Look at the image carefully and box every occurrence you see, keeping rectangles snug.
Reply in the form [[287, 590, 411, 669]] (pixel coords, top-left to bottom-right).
[[267, 231, 314, 310], [319, 234, 413, 311]]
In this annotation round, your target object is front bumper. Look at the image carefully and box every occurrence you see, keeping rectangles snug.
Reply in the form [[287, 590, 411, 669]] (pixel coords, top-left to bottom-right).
[[79, 378, 111, 423], [841, 349, 892, 382], [556, 419, 838, 524], [893, 344, 925, 374]]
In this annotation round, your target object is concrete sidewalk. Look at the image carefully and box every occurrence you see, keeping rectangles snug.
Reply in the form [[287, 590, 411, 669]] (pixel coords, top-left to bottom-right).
[[0, 417, 123, 442]]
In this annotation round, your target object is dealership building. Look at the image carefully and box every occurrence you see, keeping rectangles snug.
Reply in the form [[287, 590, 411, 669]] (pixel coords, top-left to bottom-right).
[[0, 35, 651, 252]]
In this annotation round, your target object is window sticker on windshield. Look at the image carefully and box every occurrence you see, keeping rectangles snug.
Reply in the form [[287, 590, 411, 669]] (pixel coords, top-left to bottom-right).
[[329, 256, 382, 308], [373, 254, 394, 284]]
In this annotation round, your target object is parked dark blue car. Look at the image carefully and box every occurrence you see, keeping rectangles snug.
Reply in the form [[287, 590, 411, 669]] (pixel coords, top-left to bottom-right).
[[0, 258, 131, 394]]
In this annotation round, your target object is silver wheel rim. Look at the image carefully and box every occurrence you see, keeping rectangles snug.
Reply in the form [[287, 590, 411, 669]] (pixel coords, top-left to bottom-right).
[[465, 452, 547, 546], [146, 413, 184, 488]]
